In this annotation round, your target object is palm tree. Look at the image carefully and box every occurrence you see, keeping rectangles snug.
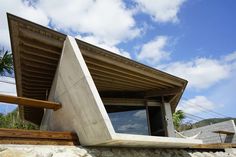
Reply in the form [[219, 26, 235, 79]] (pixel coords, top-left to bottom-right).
[[0, 49, 13, 76], [173, 110, 185, 131]]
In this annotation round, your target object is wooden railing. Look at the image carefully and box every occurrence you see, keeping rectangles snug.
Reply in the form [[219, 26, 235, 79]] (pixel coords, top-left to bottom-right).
[[0, 94, 61, 110]]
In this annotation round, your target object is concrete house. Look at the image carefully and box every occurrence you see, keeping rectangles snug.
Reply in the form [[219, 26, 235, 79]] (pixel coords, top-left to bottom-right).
[[8, 14, 202, 147], [181, 120, 236, 144]]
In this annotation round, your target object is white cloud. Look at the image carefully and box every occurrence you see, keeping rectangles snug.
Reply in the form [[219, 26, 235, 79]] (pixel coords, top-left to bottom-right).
[[224, 51, 236, 62], [0, 76, 16, 96], [160, 58, 231, 89], [0, 76, 17, 114], [0, 0, 49, 48], [178, 96, 215, 114], [137, 36, 170, 65], [224, 51, 236, 70], [133, 110, 146, 119], [135, 0, 186, 23], [38, 0, 140, 45], [208, 71, 236, 114], [0, 0, 138, 58], [118, 123, 143, 132], [76, 35, 131, 58]]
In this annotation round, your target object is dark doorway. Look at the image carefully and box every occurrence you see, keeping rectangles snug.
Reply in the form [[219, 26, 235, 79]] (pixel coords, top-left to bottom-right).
[[148, 106, 165, 136]]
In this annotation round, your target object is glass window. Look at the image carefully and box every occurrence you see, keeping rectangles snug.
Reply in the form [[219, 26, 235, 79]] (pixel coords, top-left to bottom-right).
[[105, 105, 149, 135]]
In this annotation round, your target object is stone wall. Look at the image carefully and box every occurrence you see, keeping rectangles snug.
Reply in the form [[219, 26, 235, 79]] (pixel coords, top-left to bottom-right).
[[181, 120, 236, 144], [0, 145, 236, 157]]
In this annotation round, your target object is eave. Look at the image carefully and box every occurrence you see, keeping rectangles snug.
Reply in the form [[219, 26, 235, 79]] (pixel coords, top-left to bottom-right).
[[7, 13, 187, 125]]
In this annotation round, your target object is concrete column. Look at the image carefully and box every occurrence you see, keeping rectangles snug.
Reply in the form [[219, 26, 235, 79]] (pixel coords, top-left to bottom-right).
[[40, 36, 115, 145], [163, 102, 175, 137]]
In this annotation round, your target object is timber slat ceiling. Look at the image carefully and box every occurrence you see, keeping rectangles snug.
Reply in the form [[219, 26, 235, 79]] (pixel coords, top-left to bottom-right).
[[8, 13, 187, 125]]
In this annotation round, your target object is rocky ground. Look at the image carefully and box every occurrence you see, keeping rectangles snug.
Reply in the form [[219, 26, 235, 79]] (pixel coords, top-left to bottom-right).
[[0, 145, 235, 157]]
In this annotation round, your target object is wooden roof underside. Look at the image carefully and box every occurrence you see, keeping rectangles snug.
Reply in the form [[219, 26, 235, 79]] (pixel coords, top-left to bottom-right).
[[7, 14, 187, 125]]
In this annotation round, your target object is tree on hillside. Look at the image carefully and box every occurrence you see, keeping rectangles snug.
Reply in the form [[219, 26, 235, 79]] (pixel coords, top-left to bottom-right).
[[173, 110, 185, 131], [0, 109, 38, 129], [0, 48, 38, 130], [0, 49, 13, 75]]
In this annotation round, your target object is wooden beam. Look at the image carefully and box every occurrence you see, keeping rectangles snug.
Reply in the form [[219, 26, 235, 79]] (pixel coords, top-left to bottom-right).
[[0, 128, 79, 145], [102, 98, 161, 106], [22, 70, 53, 82], [96, 84, 130, 91], [93, 76, 150, 90], [22, 72, 53, 81], [22, 77, 52, 84], [99, 91, 145, 98], [0, 138, 77, 145], [22, 89, 47, 95], [19, 28, 63, 49], [21, 54, 57, 67], [189, 143, 236, 149], [22, 86, 49, 91], [0, 128, 77, 140], [22, 69, 54, 79], [85, 58, 174, 88], [21, 58, 57, 71], [21, 64, 55, 74], [22, 82, 51, 88], [82, 49, 184, 86], [87, 65, 165, 88], [213, 130, 235, 135], [20, 42, 60, 60], [21, 49, 58, 64], [21, 42, 61, 56], [0, 94, 61, 110], [145, 88, 183, 98], [91, 73, 154, 89]]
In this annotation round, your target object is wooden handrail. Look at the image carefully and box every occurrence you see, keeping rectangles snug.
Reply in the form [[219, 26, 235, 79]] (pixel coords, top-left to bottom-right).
[[0, 94, 61, 110]]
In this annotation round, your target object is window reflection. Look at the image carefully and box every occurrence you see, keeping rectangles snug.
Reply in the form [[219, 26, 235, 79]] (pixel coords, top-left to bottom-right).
[[105, 105, 149, 135]]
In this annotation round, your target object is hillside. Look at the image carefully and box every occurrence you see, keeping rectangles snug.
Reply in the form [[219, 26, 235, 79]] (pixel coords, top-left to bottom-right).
[[193, 117, 236, 128]]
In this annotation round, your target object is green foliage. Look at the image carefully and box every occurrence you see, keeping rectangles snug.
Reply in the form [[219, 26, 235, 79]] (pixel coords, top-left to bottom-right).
[[178, 122, 194, 131], [0, 49, 13, 75], [0, 48, 37, 129], [0, 108, 38, 130], [173, 110, 185, 131]]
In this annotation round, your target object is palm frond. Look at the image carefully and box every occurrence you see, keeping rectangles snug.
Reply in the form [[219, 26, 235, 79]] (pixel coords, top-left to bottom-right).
[[0, 50, 13, 75]]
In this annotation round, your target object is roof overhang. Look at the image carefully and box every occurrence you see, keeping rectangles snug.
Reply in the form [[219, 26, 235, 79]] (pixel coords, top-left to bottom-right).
[[7, 13, 187, 125]]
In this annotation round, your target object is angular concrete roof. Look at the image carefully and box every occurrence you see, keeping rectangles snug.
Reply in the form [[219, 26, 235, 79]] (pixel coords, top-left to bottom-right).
[[7, 13, 187, 125]]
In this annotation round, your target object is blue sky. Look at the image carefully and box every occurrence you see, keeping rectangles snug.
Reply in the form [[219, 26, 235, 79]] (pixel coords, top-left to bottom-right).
[[0, 0, 236, 122]]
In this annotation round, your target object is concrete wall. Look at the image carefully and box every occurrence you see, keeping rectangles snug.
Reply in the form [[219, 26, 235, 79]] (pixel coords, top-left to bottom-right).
[[41, 36, 115, 145], [41, 36, 202, 147], [181, 120, 236, 144], [163, 102, 175, 137]]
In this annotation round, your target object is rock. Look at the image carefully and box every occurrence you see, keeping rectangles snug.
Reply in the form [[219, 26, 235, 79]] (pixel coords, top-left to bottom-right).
[[75, 148, 88, 156], [0, 149, 33, 157], [0, 144, 236, 157], [101, 150, 114, 157]]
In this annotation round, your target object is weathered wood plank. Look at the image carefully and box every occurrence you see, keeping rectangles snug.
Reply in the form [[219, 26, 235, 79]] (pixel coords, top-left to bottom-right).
[[0, 94, 61, 110], [145, 88, 182, 98], [0, 137, 78, 145], [0, 128, 79, 145], [213, 130, 235, 135], [189, 143, 236, 149], [85, 58, 174, 88], [0, 128, 77, 140]]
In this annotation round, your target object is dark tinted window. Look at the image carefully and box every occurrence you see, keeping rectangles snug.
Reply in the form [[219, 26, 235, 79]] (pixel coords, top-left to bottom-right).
[[105, 105, 149, 135]]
